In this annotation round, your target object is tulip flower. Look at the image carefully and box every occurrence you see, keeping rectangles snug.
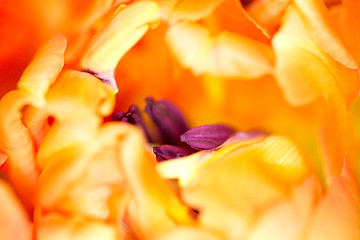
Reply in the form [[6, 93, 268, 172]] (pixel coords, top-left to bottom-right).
[[0, 0, 360, 239]]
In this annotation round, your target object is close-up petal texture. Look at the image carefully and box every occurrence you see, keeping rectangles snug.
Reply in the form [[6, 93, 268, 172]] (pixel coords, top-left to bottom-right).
[[1, 0, 360, 239]]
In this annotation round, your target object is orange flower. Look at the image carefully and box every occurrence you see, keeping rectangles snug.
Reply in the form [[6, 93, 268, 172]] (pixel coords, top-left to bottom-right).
[[0, 0, 360, 239]]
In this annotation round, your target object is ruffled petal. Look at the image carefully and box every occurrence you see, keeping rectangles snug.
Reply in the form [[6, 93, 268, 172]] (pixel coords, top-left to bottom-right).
[[37, 70, 114, 167], [0, 90, 39, 209], [17, 34, 67, 103]]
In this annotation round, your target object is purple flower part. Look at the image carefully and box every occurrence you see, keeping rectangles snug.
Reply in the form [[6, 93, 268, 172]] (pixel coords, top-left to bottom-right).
[[180, 124, 235, 150], [153, 145, 195, 162], [113, 105, 152, 142], [145, 96, 189, 145]]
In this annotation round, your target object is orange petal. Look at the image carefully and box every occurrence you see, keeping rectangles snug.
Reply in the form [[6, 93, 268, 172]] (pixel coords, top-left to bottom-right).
[[339, 0, 360, 65], [245, 0, 290, 35], [0, 90, 39, 210], [17, 34, 67, 103], [204, 0, 271, 39], [0, 180, 32, 240], [22, 106, 52, 149], [307, 173, 360, 240]]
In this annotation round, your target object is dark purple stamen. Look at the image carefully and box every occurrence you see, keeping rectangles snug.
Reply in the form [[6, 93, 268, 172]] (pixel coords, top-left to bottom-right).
[[145, 96, 189, 145], [180, 124, 235, 150], [113, 105, 152, 142], [153, 145, 195, 162]]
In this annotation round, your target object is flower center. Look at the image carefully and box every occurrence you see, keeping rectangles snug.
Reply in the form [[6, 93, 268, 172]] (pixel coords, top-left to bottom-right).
[[113, 96, 261, 161]]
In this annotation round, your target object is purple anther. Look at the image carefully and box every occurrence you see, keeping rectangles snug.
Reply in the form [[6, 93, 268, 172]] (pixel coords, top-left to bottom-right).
[[113, 105, 152, 142], [145, 96, 189, 145], [153, 145, 195, 162], [180, 124, 235, 150]]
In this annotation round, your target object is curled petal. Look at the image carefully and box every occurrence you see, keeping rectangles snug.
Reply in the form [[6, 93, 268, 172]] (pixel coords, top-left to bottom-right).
[[37, 70, 115, 167], [166, 21, 273, 78], [22, 106, 52, 149], [180, 124, 234, 150], [293, 0, 357, 69], [0, 90, 39, 210], [80, 1, 161, 92], [273, 5, 359, 106], [17, 34, 67, 102], [45, 70, 115, 121]]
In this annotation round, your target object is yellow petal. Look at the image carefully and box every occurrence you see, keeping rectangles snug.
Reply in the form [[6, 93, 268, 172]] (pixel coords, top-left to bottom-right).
[[176, 136, 309, 239], [166, 21, 273, 78], [155, 0, 224, 24], [45, 70, 114, 122], [116, 124, 194, 237], [37, 70, 114, 167], [17, 34, 67, 103], [80, 1, 160, 92], [157, 134, 265, 186], [273, 5, 359, 106], [293, 0, 357, 69], [0, 90, 39, 210]]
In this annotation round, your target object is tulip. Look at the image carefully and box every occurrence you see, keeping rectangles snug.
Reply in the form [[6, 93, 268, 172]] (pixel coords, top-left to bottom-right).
[[0, 0, 359, 239]]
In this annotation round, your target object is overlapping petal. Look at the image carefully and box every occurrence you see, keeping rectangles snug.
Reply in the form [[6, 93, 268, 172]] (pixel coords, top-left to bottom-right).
[[1, 0, 360, 239]]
